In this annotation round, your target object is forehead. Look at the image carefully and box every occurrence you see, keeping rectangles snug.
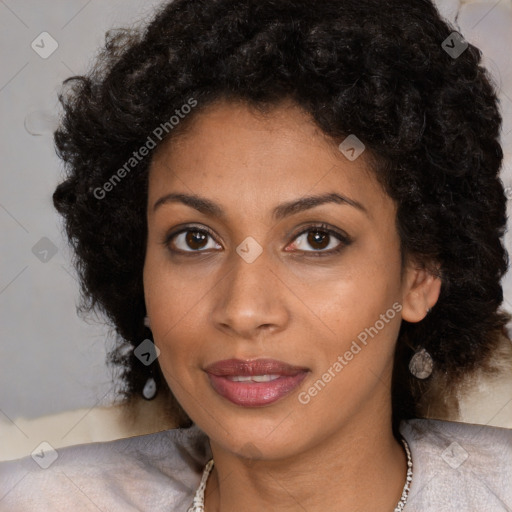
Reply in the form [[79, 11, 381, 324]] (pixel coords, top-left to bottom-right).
[[147, 99, 389, 216]]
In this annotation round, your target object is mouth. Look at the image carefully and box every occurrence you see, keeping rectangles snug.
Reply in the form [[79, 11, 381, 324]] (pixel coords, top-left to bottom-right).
[[204, 358, 309, 407]]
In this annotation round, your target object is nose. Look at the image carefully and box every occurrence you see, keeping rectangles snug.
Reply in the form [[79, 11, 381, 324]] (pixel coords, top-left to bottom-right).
[[211, 250, 290, 340]]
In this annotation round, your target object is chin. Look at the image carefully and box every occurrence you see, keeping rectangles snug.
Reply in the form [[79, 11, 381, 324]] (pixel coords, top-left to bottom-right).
[[204, 410, 312, 460]]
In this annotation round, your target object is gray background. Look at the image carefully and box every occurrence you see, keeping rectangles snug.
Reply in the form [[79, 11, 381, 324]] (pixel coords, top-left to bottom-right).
[[1, 0, 511, 422]]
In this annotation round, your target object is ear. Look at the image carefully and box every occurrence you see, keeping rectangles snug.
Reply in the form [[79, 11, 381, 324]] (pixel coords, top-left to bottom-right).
[[401, 260, 441, 323]]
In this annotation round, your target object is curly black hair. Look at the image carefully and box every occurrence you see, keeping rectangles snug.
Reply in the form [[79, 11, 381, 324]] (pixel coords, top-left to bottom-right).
[[52, 0, 510, 433]]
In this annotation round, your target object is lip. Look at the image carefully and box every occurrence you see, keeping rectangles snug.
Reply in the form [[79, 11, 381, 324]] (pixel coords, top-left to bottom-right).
[[204, 358, 309, 407]]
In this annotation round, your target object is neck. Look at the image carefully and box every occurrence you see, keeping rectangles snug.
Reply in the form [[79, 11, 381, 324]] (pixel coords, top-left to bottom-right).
[[203, 407, 407, 512]]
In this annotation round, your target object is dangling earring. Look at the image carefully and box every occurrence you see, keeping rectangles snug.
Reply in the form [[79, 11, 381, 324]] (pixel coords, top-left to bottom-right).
[[142, 375, 157, 400], [409, 347, 433, 379], [141, 315, 157, 400]]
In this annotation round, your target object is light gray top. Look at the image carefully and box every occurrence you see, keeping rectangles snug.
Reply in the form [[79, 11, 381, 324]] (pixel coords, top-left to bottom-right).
[[0, 418, 510, 511]]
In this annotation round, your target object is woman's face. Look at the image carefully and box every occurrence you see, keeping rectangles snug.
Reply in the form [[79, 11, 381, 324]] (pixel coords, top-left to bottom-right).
[[143, 99, 439, 459]]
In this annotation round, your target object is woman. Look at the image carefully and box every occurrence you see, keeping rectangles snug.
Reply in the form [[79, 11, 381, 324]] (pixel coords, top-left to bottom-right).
[[1, 0, 511, 510]]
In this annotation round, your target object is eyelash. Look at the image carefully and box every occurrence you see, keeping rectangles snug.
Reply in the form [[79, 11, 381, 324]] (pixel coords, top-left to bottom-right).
[[162, 223, 352, 257]]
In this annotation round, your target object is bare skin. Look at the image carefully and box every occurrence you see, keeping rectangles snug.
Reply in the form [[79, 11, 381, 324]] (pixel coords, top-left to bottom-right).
[[143, 99, 441, 512]]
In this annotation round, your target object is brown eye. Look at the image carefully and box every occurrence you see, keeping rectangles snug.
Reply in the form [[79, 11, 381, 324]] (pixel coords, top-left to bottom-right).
[[185, 230, 208, 250], [307, 230, 330, 250], [167, 228, 222, 253], [286, 224, 351, 255], [292, 229, 341, 252]]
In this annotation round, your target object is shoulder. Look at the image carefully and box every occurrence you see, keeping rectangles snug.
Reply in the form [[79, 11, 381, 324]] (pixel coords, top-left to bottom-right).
[[0, 424, 211, 512], [400, 418, 512, 511]]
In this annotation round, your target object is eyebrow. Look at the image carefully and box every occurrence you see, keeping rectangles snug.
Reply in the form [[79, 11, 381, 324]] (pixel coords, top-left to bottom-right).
[[153, 192, 367, 219]]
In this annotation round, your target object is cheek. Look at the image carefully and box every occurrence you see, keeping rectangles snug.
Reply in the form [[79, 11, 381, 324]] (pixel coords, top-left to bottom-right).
[[309, 246, 403, 378], [144, 240, 197, 319], [319, 240, 402, 326], [143, 252, 183, 350], [303, 267, 403, 406], [143, 250, 211, 373]]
